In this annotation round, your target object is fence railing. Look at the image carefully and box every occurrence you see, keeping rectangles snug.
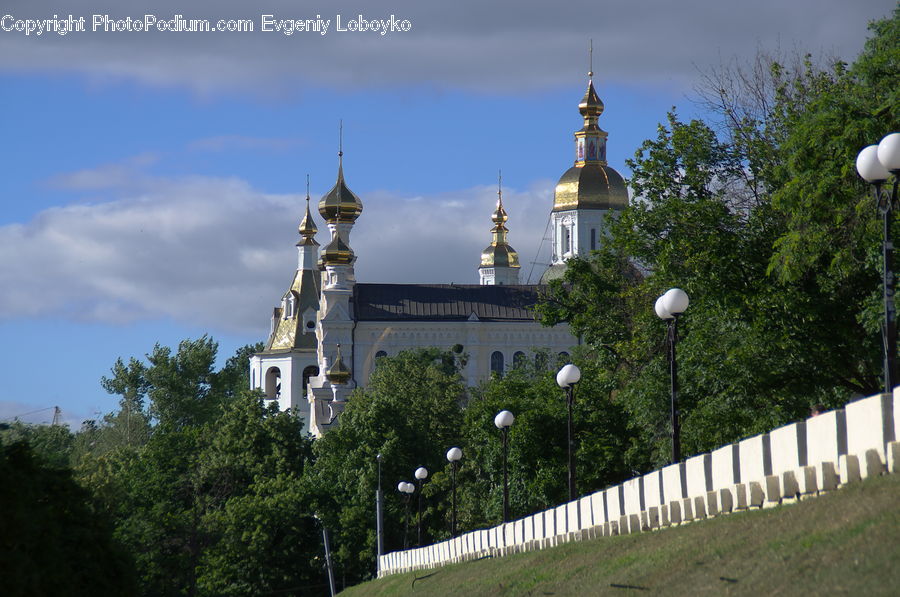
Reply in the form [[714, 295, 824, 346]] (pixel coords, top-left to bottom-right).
[[378, 389, 899, 577]]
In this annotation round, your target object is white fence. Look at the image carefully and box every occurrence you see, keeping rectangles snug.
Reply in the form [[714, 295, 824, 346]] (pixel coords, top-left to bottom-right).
[[378, 389, 900, 577]]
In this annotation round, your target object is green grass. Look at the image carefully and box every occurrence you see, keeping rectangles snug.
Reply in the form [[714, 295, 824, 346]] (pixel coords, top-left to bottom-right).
[[340, 473, 900, 596]]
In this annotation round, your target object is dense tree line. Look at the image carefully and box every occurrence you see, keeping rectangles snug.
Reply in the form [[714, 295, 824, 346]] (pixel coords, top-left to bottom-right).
[[0, 11, 896, 594]]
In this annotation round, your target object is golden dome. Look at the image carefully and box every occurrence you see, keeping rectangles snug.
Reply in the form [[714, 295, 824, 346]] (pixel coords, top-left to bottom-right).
[[320, 231, 354, 265], [481, 243, 520, 268], [297, 188, 319, 247], [480, 183, 521, 269], [319, 156, 363, 224], [553, 163, 628, 212], [326, 344, 351, 385], [579, 79, 604, 119]]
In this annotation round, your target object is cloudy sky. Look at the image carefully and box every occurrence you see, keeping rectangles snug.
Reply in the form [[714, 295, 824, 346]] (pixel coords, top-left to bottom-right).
[[1, 0, 894, 426]]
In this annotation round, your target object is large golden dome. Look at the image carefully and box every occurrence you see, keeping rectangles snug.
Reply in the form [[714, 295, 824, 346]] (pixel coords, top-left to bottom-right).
[[319, 157, 363, 223], [553, 163, 628, 212]]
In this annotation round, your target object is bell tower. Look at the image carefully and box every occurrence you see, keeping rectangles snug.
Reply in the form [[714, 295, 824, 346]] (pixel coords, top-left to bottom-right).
[[249, 177, 322, 432], [542, 45, 628, 283]]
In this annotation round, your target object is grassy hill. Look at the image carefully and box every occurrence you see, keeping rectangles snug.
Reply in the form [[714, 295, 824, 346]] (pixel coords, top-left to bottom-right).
[[340, 472, 900, 596]]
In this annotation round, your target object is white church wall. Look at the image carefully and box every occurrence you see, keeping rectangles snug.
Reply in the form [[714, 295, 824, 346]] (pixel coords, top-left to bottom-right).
[[353, 320, 575, 387]]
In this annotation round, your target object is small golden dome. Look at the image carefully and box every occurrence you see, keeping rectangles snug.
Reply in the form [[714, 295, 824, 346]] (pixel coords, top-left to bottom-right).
[[579, 79, 604, 118], [553, 164, 628, 212], [326, 344, 351, 385], [319, 157, 363, 224], [481, 181, 521, 269], [320, 231, 354, 265], [297, 191, 319, 247]]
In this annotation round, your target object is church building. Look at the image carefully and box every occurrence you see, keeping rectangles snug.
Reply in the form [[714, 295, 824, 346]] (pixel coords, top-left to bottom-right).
[[249, 71, 628, 436]]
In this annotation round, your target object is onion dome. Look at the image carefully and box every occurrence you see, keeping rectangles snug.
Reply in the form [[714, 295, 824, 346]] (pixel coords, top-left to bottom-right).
[[553, 72, 628, 212], [326, 344, 351, 385], [320, 231, 354, 266], [319, 153, 363, 224], [297, 181, 319, 247], [480, 182, 520, 269]]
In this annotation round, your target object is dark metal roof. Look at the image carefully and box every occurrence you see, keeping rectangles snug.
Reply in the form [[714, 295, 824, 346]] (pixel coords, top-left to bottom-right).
[[353, 284, 545, 322]]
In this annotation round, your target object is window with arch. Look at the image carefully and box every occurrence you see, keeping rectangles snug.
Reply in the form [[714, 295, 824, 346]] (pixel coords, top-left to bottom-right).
[[590, 228, 597, 251], [558, 351, 570, 366], [534, 352, 548, 371], [264, 367, 281, 400], [375, 350, 387, 359], [302, 365, 319, 392], [490, 351, 504, 377], [513, 351, 527, 370], [562, 226, 571, 255]]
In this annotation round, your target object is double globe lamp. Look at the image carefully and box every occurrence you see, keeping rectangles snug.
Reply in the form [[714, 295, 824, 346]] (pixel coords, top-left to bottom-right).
[[856, 132, 900, 393]]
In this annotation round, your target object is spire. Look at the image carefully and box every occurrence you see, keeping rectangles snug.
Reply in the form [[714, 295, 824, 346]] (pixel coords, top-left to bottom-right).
[[579, 40, 604, 127], [297, 174, 319, 246], [319, 120, 363, 224], [491, 170, 508, 226], [573, 40, 607, 167]]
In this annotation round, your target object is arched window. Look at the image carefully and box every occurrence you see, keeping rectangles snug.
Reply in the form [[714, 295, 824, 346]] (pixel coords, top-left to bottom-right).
[[513, 351, 527, 369], [375, 350, 387, 359], [490, 351, 504, 377], [264, 367, 281, 400], [590, 228, 597, 251], [562, 227, 571, 256], [534, 352, 548, 371], [302, 366, 319, 392], [558, 352, 570, 366]]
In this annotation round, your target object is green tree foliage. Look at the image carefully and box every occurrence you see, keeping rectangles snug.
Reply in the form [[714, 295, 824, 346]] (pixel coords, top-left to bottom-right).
[[536, 10, 899, 466], [308, 348, 466, 582], [0, 441, 138, 597], [74, 339, 321, 597], [0, 420, 74, 468]]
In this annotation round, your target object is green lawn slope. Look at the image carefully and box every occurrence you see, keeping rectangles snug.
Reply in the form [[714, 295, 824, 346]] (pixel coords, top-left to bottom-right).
[[341, 472, 900, 596]]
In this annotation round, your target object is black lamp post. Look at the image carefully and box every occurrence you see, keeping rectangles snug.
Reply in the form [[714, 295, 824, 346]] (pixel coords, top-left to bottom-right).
[[857, 133, 900, 393], [656, 288, 690, 464], [556, 364, 581, 501], [493, 410, 514, 522], [446, 447, 462, 536]]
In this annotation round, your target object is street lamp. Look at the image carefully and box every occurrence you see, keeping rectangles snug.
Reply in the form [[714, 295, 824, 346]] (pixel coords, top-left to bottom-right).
[[857, 133, 900, 393], [446, 447, 463, 537], [556, 364, 581, 501], [414, 466, 428, 546], [375, 453, 383, 569], [494, 410, 515, 522], [397, 481, 414, 549], [656, 287, 690, 464]]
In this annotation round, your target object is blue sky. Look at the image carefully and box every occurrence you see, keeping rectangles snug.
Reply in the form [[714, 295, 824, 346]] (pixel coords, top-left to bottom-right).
[[0, 0, 893, 426]]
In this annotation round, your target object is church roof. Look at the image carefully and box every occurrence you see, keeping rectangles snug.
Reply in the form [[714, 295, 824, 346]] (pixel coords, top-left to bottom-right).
[[353, 284, 545, 322]]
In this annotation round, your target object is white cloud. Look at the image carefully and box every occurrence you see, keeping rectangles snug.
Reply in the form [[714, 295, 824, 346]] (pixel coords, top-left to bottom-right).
[[0, 159, 557, 334], [0, 0, 891, 96]]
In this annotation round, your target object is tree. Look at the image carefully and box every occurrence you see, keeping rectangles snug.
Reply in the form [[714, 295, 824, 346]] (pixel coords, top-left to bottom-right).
[[536, 11, 899, 467], [458, 353, 632, 528], [0, 441, 138, 597]]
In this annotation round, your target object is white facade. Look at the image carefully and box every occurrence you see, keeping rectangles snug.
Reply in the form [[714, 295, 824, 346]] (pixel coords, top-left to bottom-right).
[[352, 320, 574, 387], [550, 208, 611, 265]]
